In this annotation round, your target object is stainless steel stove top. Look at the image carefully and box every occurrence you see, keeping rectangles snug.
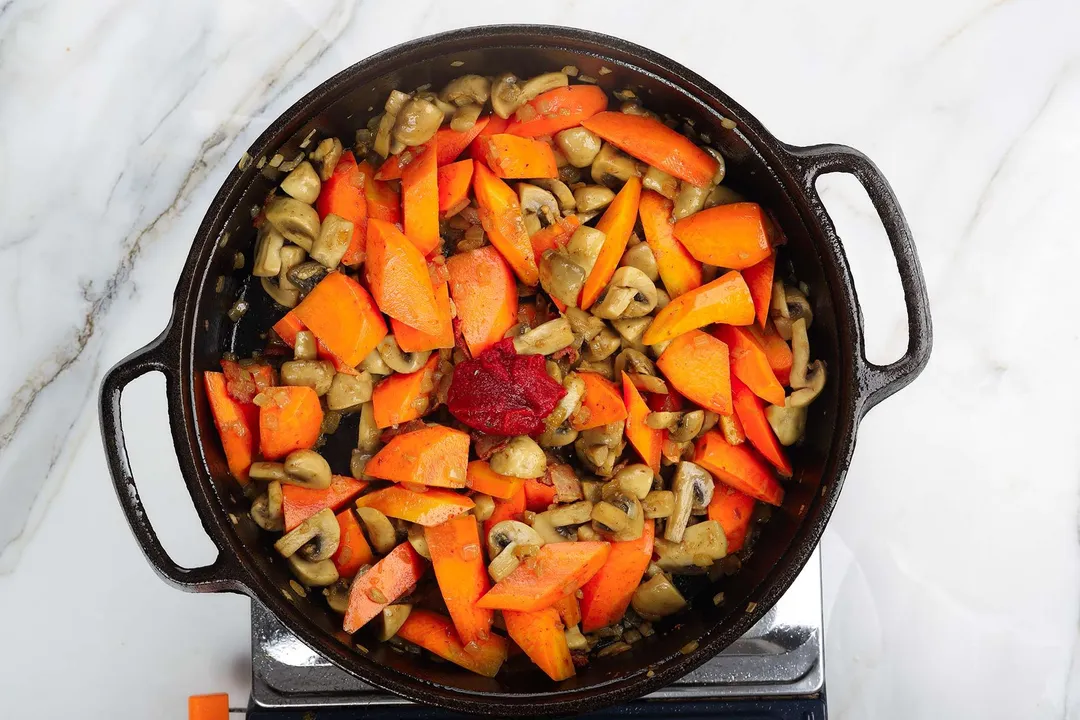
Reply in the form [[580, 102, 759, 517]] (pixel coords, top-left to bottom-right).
[[250, 549, 822, 711]]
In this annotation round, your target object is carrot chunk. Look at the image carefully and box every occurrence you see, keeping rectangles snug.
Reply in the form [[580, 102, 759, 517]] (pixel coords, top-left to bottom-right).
[[466, 460, 523, 500], [366, 218, 441, 335], [506, 84, 609, 138], [446, 246, 518, 357], [707, 484, 756, 553], [523, 478, 557, 512], [283, 475, 368, 531], [656, 329, 733, 415], [694, 430, 784, 506], [642, 270, 755, 345], [582, 112, 719, 187], [483, 483, 526, 540], [504, 608, 575, 681], [477, 542, 611, 612], [317, 151, 368, 265], [472, 162, 540, 285], [425, 514, 493, 646], [292, 272, 387, 367], [731, 377, 792, 475], [580, 176, 642, 309], [354, 486, 474, 527], [553, 594, 581, 628], [371, 353, 440, 428], [474, 134, 558, 179], [343, 542, 427, 632], [401, 142, 441, 256], [530, 215, 580, 264], [639, 190, 702, 298], [579, 521, 654, 632], [749, 323, 794, 387], [571, 372, 628, 431], [204, 371, 258, 483], [673, 203, 772, 269], [391, 279, 455, 353], [437, 159, 474, 217], [713, 325, 786, 406], [257, 386, 323, 460], [741, 253, 775, 327], [331, 508, 374, 578], [364, 424, 470, 488], [622, 372, 662, 473], [397, 609, 508, 678], [435, 116, 490, 165], [362, 159, 401, 225]]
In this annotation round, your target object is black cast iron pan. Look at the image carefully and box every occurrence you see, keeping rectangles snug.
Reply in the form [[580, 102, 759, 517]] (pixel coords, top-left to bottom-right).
[[99, 25, 931, 716]]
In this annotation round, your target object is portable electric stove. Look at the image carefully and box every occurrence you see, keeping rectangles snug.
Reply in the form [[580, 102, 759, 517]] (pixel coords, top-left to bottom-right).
[[245, 549, 824, 719]]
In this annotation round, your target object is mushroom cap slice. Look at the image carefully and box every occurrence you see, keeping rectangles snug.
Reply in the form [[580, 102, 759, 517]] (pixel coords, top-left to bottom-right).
[[287, 555, 339, 587], [666, 462, 714, 542], [631, 572, 687, 620], [356, 507, 397, 555], [489, 436, 547, 479], [378, 604, 413, 641], [654, 520, 728, 573], [274, 508, 340, 561], [487, 519, 544, 558]]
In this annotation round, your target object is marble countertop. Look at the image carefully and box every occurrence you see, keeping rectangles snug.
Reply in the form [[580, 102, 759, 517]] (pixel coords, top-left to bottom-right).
[[2, 1, 1077, 717]]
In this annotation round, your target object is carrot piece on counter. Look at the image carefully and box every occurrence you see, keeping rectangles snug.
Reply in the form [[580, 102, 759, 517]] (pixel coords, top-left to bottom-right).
[[366, 218, 441, 334], [506, 84, 609, 138], [713, 325, 786, 407], [204, 371, 257, 484], [361, 160, 402, 226], [571, 372, 628, 431], [425, 514, 493, 646], [477, 542, 611, 612], [343, 542, 427, 633], [483, 483, 526, 540], [371, 353, 440, 428], [580, 176, 642, 309], [622, 372, 662, 473], [503, 608, 575, 681], [400, 142, 441, 256], [694, 430, 784, 506], [292, 272, 388, 367], [582, 111, 719, 187], [317, 151, 368, 265], [530, 214, 580, 264], [474, 133, 559, 179], [673, 203, 772, 270], [435, 116, 490, 165], [364, 424, 470, 487], [437, 159, 474, 217], [749, 323, 794, 387], [332, 508, 374, 578], [282, 475, 368, 531], [523, 478, 557, 512], [355, 486, 475, 527], [257, 386, 323, 460], [742, 253, 775, 327], [642, 270, 755, 345], [468, 114, 510, 157], [446, 245, 519, 357], [397, 609, 508, 678], [472, 162, 540, 285], [390, 280, 455, 353], [639, 190, 702, 298], [731, 377, 792, 476], [708, 484, 756, 553], [656, 330, 733, 415], [188, 694, 229, 720], [579, 521, 654, 632], [466, 460, 523, 499]]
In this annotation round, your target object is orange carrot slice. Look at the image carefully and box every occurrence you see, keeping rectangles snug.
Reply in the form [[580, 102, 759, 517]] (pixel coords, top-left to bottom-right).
[[436, 116, 490, 166], [474, 134, 559, 179], [472, 162, 540, 285], [204, 371, 258, 484], [465, 460, 523, 500], [390, 280, 454, 353], [655, 329, 733, 415], [188, 694, 229, 720], [731, 376, 791, 475], [316, 151, 368, 265], [483, 482, 526, 540], [446, 245, 518, 357], [343, 542, 427, 632], [365, 424, 470, 487], [582, 112, 719, 187], [506, 84, 609, 138], [580, 175, 642, 309], [425, 514, 493, 646], [331, 508, 374, 578], [220, 359, 276, 404], [530, 215, 580, 265], [673, 203, 772, 269], [741, 253, 775, 327], [371, 353, 440, 429], [366, 218, 441, 334], [571, 372, 627, 431], [257, 386, 322, 460], [579, 521, 654, 632], [504, 608, 575, 681], [400, 142, 441, 256], [477, 542, 611, 612], [694, 430, 784, 506], [361, 160, 401, 225], [639, 190, 702, 298], [437, 159, 474, 217], [292, 272, 388, 367], [271, 311, 357, 375], [553, 594, 581, 628], [469, 114, 509, 154], [354, 486, 474, 526], [397, 609, 508, 678], [283, 475, 368, 531], [622, 372, 662, 472], [707, 485, 756, 553], [642, 270, 755, 345], [713, 325, 786, 406], [749, 323, 794, 387], [374, 141, 432, 182], [523, 479, 557, 512]]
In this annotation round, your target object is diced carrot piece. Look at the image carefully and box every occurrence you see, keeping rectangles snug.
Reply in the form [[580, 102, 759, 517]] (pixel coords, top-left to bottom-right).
[[257, 386, 322, 460], [694, 430, 784, 506], [365, 424, 470, 487], [283, 475, 368, 531], [361, 160, 402, 225], [220, 359, 276, 404], [707, 485, 756, 553], [477, 542, 611, 612], [332, 508, 374, 577], [391, 280, 454, 353], [371, 353, 440, 429], [530, 215, 580, 265], [271, 311, 359, 375], [582, 112, 719, 187], [401, 142, 441, 256], [655, 330, 733, 415], [374, 141, 434, 182], [317, 151, 368, 265], [446, 246, 519, 357], [742, 253, 775, 327], [466, 460, 523, 500], [673, 203, 772, 270], [713, 325, 786, 406], [622, 372, 662, 473], [553, 594, 581, 628], [189, 694, 229, 720], [749, 323, 794, 387], [474, 133, 558, 179], [642, 270, 755, 345], [366, 218, 441, 334], [639, 190, 702, 298], [506, 85, 609, 138], [731, 377, 792, 475], [483, 483, 526, 540], [472, 162, 540, 285], [355, 486, 474, 526], [504, 608, 575, 681], [343, 542, 427, 633], [523, 479, 557, 512], [437, 159, 474, 217], [292, 272, 388, 367], [570, 372, 627, 431], [580, 176, 642, 309], [468, 115, 509, 157], [425, 515, 493, 646], [397, 609, 508, 678], [204, 371, 257, 484], [579, 521, 654, 632], [436, 116, 490, 166], [647, 387, 686, 412]]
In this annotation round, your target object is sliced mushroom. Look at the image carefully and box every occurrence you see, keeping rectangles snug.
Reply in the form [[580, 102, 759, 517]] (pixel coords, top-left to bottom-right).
[[280, 160, 321, 204], [292, 330, 317, 361], [666, 462, 714, 542], [631, 573, 687, 620], [326, 371, 374, 412], [642, 490, 675, 519], [766, 399, 807, 446], [565, 625, 589, 651], [468, 495, 494, 524], [278, 245, 308, 293], [788, 317, 816, 391], [356, 507, 397, 554], [581, 480, 605, 503], [311, 137, 344, 181], [265, 196, 321, 250], [704, 184, 745, 209], [565, 225, 607, 277], [450, 103, 483, 132], [520, 72, 569, 103], [584, 326, 621, 362], [490, 436, 547, 479], [513, 317, 574, 356], [309, 213, 354, 270], [654, 287, 671, 311], [487, 520, 545, 558], [592, 490, 644, 542], [285, 261, 328, 295], [251, 481, 284, 531], [548, 500, 595, 526], [357, 402, 380, 453], [669, 410, 705, 442], [654, 519, 728, 572], [532, 178, 577, 213], [324, 577, 352, 613], [539, 251, 586, 308], [488, 543, 522, 582], [287, 555, 339, 587], [491, 73, 525, 118], [575, 422, 625, 477], [249, 462, 287, 482], [376, 335, 431, 374], [554, 127, 602, 168], [576, 357, 615, 381], [565, 306, 605, 343], [662, 439, 692, 466], [392, 97, 442, 147], [350, 450, 371, 480], [545, 373, 586, 429], [790, 361, 826, 407], [614, 348, 657, 380], [361, 347, 392, 376], [591, 143, 639, 188], [274, 508, 340, 561], [378, 604, 413, 641], [594, 267, 657, 319], [773, 286, 813, 341], [642, 166, 678, 199], [672, 181, 710, 221], [529, 511, 571, 544], [610, 464, 654, 500], [441, 74, 490, 106], [573, 185, 615, 214], [253, 226, 286, 278], [518, 184, 560, 224], [280, 359, 335, 396], [283, 449, 332, 490], [407, 524, 430, 559], [718, 413, 745, 445], [620, 244, 659, 282]]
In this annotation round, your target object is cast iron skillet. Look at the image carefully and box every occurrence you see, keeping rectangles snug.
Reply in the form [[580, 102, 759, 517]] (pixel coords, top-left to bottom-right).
[[99, 25, 931, 715]]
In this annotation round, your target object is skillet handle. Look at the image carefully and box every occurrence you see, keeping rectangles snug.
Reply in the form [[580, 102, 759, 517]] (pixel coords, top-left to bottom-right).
[[99, 329, 244, 593], [787, 143, 933, 413]]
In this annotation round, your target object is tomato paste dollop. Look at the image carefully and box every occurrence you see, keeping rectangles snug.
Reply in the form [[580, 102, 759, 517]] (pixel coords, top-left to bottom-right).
[[447, 338, 566, 436]]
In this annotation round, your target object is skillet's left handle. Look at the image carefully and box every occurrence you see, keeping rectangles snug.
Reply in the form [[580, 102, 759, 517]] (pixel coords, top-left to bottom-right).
[[787, 143, 933, 412]]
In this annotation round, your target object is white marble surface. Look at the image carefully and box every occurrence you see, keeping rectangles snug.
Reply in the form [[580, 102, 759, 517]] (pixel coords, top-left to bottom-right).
[[1, 0, 1077, 717]]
